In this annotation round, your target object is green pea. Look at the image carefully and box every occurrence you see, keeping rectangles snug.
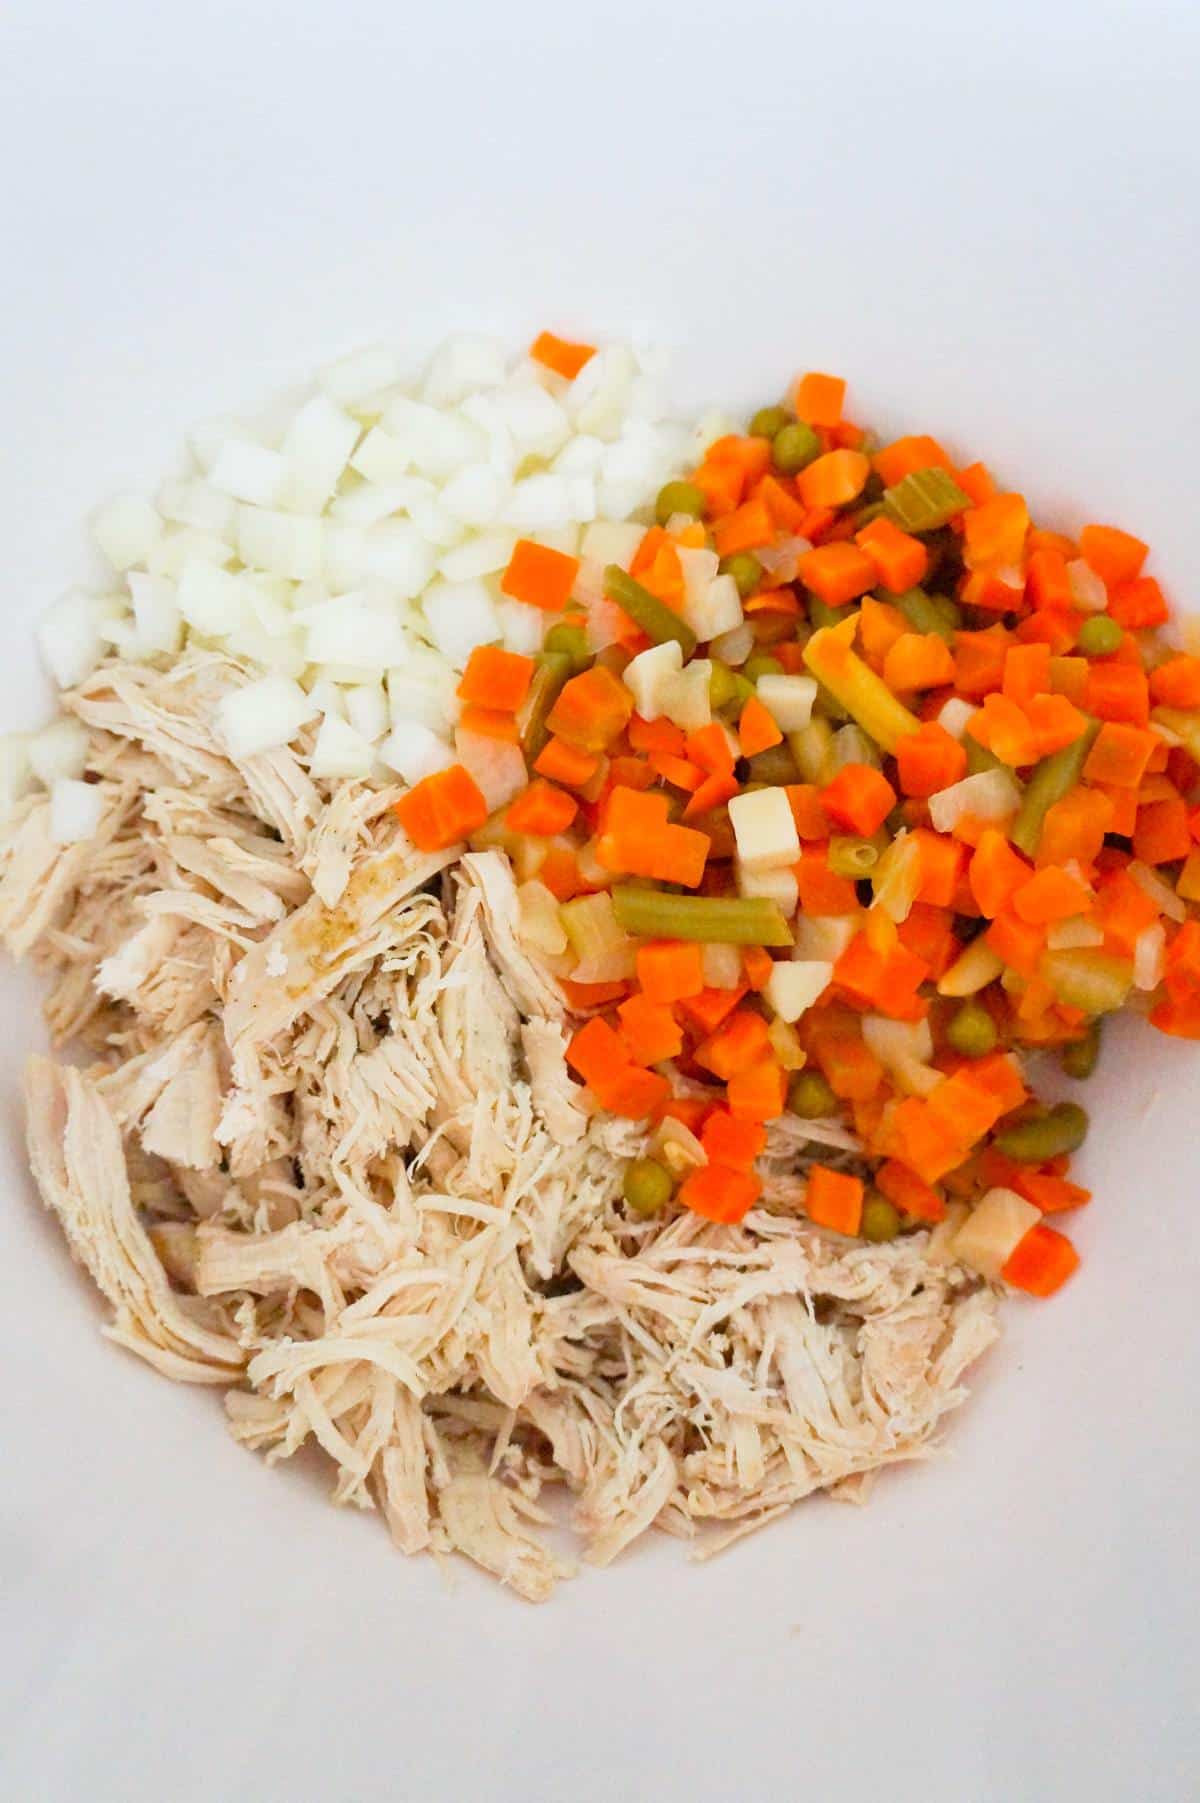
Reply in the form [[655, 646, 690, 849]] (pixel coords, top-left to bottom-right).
[[743, 652, 785, 683], [788, 1069, 837, 1117], [993, 1101, 1089, 1164], [623, 1157, 675, 1217], [541, 623, 590, 670], [1077, 614, 1124, 658], [1060, 1020, 1101, 1080], [772, 421, 821, 475], [945, 999, 999, 1059], [655, 480, 707, 527], [750, 405, 790, 440], [709, 659, 739, 712], [861, 1196, 901, 1242], [721, 551, 764, 599]]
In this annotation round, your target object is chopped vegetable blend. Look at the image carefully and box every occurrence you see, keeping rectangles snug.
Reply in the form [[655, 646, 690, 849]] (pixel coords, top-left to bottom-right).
[[396, 358, 1200, 1298]]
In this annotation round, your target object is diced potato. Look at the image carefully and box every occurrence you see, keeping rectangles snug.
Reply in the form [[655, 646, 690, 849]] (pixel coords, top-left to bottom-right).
[[728, 787, 801, 872], [682, 571, 743, 642], [662, 658, 713, 732], [624, 640, 682, 720], [702, 942, 743, 989], [793, 914, 861, 962], [738, 863, 799, 914], [756, 674, 818, 732], [951, 1188, 1041, 1280], [648, 1115, 707, 1176], [763, 959, 833, 1023]]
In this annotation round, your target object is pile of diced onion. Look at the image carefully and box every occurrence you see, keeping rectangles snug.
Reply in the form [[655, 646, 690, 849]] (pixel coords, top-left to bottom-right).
[[7, 332, 737, 841]]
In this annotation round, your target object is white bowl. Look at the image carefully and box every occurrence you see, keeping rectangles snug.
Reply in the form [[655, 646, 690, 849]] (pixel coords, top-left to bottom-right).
[[2, 4, 1198, 1800]]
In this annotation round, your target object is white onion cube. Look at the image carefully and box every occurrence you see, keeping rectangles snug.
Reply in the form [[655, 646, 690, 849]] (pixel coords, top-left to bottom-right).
[[29, 717, 89, 785], [756, 674, 818, 732], [309, 713, 375, 779], [37, 591, 108, 689], [49, 777, 104, 844], [377, 720, 456, 785], [281, 394, 360, 513], [318, 343, 402, 407], [209, 440, 290, 508], [422, 334, 508, 406], [177, 562, 249, 635], [91, 496, 163, 572], [237, 507, 324, 581], [764, 959, 832, 1023], [215, 675, 318, 758], [420, 578, 500, 669], [343, 684, 390, 743]]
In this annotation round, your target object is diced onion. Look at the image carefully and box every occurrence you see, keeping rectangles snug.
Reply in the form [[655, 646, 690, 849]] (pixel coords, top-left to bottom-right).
[[928, 768, 1022, 833], [215, 675, 317, 758], [309, 713, 375, 779], [377, 721, 455, 785], [49, 776, 104, 843], [29, 717, 89, 785]]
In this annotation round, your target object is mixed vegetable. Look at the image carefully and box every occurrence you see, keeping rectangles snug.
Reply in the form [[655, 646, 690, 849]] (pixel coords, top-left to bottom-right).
[[395, 352, 1200, 1297]]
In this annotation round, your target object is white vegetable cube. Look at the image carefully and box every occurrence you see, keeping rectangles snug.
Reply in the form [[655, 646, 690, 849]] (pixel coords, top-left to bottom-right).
[[237, 507, 324, 582], [215, 675, 317, 759], [729, 787, 801, 872], [343, 684, 390, 744], [280, 394, 361, 513], [350, 426, 412, 486], [682, 571, 744, 643], [438, 531, 518, 583], [662, 659, 712, 732], [318, 342, 402, 407], [29, 717, 89, 785], [495, 600, 546, 657], [952, 1187, 1041, 1280], [937, 696, 978, 742], [738, 863, 799, 915], [490, 384, 570, 461], [420, 578, 500, 670], [702, 942, 744, 990], [37, 590, 107, 688], [422, 334, 508, 407], [49, 777, 104, 843], [928, 768, 1022, 834], [623, 640, 682, 720], [756, 674, 818, 732], [377, 721, 455, 785], [439, 463, 509, 527], [387, 656, 457, 731], [357, 522, 439, 598], [91, 496, 163, 571], [177, 562, 249, 635], [454, 727, 527, 812], [380, 396, 487, 480], [303, 595, 410, 669], [580, 521, 644, 570], [208, 440, 290, 508], [309, 713, 375, 780], [502, 474, 576, 532], [764, 959, 833, 1023], [157, 479, 238, 536], [307, 678, 347, 720], [793, 914, 862, 963]]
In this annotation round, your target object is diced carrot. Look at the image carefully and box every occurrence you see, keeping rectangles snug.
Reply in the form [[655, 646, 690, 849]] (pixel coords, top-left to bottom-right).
[[1002, 642, 1051, 708], [986, 911, 1046, 977], [457, 645, 536, 712], [538, 847, 585, 902], [1082, 722, 1160, 789], [534, 736, 602, 789], [786, 783, 830, 839], [876, 1096, 966, 1184], [707, 434, 774, 481], [875, 1158, 946, 1223], [911, 828, 967, 907], [606, 755, 656, 793], [727, 1059, 788, 1122], [1037, 788, 1113, 867], [895, 722, 967, 798], [872, 435, 952, 487], [683, 773, 741, 819], [745, 587, 803, 618], [529, 331, 596, 380], [1092, 782, 1139, 838], [655, 1094, 713, 1135], [1000, 1222, 1080, 1296], [834, 933, 929, 1018], [686, 723, 737, 777], [650, 752, 704, 792], [794, 847, 863, 915], [1025, 547, 1073, 612], [691, 458, 744, 518], [738, 694, 784, 757], [831, 421, 865, 450], [955, 461, 997, 506], [506, 780, 579, 836], [1012, 865, 1093, 924], [560, 977, 630, 1009], [961, 493, 1030, 570], [1150, 655, 1200, 710], [898, 903, 959, 980], [820, 763, 897, 836], [796, 541, 877, 604], [566, 1018, 629, 1095], [678, 1163, 761, 1223], [960, 567, 1028, 614], [796, 449, 870, 510], [811, 1030, 884, 1101], [741, 946, 775, 992], [1078, 523, 1148, 588], [500, 538, 580, 612], [855, 516, 929, 592], [679, 984, 749, 1034], [882, 632, 956, 692], [792, 372, 846, 427], [394, 764, 489, 851], [546, 665, 633, 750], [596, 786, 710, 886], [967, 693, 1040, 766], [858, 595, 909, 668], [757, 471, 809, 533], [713, 498, 773, 559], [637, 939, 705, 1004], [604, 1066, 672, 1119], [1049, 656, 1089, 705], [805, 1165, 864, 1236], [969, 829, 1032, 918], [953, 626, 1011, 698], [1025, 692, 1089, 757], [701, 1109, 766, 1170], [1133, 796, 1192, 865], [695, 1008, 772, 1081], [458, 704, 521, 742], [617, 993, 683, 1066], [1108, 576, 1168, 629], [637, 537, 686, 606]]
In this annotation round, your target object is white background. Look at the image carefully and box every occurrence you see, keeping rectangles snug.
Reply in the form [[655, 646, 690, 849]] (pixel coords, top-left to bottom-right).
[[2, 2, 1199, 1799]]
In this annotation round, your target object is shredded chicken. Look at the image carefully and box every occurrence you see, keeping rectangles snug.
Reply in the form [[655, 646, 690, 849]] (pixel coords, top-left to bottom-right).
[[3, 652, 999, 1600]]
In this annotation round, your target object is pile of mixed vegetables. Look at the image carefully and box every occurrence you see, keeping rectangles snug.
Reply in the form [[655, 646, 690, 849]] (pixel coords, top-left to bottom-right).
[[396, 344, 1200, 1296]]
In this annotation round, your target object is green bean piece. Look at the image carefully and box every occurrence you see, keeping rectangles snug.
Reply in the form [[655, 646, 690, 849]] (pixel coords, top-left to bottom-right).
[[945, 999, 999, 1058], [611, 887, 793, 946], [623, 1157, 674, 1217], [1060, 1020, 1101, 1080], [882, 467, 972, 533], [894, 585, 962, 642], [1077, 614, 1124, 658], [788, 1069, 837, 1117], [743, 652, 785, 683], [748, 743, 800, 785], [604, 565, 698, 658], [772, 420, 822, 475], [1010, 720, 1100, 857], [861, 1195, 901, 1242], [521, 651, 573, 761], [750, 405, 790, 441], [850, 501, 887, 531], [827, 834, 886, 878], [542, 622, 591, 671], [720, 551, 764, 599], [994, 1102, 1088, 1163], [655, 480, 707, 527], [965, 734, 1006, 777]]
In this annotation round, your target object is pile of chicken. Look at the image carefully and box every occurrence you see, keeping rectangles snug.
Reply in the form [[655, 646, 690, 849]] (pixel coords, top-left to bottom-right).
[[1, 651, 997, 1599]]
